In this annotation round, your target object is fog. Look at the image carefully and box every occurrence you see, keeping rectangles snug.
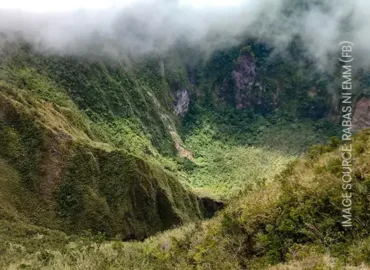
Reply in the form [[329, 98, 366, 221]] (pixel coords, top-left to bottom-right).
[[0, 0, 369, 68]]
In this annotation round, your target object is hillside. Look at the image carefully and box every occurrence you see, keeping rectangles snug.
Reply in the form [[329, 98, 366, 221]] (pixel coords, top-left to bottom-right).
[[0, 21, 370, 269], [0, 42, 226, 241], [1, 129, 370, 269]]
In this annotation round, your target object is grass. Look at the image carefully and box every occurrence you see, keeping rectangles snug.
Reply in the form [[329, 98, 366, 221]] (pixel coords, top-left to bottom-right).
[[184, 130, 294, 199], [1, 130, 370, 269], [0, 40, 368, 269], [0, 48, 213, 242], [180, 109, 340, 199]]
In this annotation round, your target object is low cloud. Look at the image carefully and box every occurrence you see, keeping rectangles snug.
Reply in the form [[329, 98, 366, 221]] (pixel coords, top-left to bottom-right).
[[0, 0, 369, 68]]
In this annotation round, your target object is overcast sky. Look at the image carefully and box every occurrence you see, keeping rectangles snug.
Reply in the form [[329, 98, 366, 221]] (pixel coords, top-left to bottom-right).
[[0, 0, 245, 12], [0, 0, 369, 69]]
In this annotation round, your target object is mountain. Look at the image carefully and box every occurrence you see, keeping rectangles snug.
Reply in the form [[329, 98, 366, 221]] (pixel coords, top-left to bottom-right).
[[1, 17, 370, 269]]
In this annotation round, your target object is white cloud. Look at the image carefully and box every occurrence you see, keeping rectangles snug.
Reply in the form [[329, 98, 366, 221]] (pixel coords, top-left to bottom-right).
[[0, 0, 369, 70], [179, 0, 245, 8], [0, 0, 243, 12]]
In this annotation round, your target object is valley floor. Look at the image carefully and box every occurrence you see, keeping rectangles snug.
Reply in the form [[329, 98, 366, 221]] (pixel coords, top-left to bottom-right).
[[1, 43, 369, 270], [4, 115, 365, 270]]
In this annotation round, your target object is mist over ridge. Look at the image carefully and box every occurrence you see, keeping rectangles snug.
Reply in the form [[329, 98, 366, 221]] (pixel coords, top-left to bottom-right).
[[0, 0, 369, 68]]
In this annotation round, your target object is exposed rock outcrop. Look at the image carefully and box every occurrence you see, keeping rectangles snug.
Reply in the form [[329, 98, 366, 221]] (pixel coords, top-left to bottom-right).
[[229, 55, 266, 109], [174, 89, 190, 116], [353, 97, 370, 130]]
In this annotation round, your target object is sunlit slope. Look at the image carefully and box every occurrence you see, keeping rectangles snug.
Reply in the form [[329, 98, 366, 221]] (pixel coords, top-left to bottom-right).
[[2, 130, 369, 269], [0, 63, 218, 241]]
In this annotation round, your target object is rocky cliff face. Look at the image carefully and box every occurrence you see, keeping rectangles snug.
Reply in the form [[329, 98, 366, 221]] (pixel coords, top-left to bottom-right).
[[232, 55, 262, 109], [198, 44, 338, 119], [174, 89, 190, 116], [0, 39, 369, 243], [353, 97, 370, 130]]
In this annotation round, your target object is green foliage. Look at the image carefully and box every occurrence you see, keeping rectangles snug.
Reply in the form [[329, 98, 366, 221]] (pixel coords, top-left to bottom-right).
[[203, 47, 239, 85], [179, 105, 340, 199], [1, 44, 176, 156], [0, 88, 45, 191], [57, 183, 84, 222], [0, 39, 367, 270], [0, 44, 215, 246]]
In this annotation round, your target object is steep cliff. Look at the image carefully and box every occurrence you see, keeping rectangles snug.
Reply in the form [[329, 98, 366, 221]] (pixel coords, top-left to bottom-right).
[[0, 43, 223, 240]]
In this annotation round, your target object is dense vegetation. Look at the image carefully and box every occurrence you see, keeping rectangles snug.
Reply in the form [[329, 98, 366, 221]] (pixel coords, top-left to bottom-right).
[[0, 34, 368, 269], [2, 129, 370, 269], [180, 103, 340, 199], [0, 42, 223, 242]]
